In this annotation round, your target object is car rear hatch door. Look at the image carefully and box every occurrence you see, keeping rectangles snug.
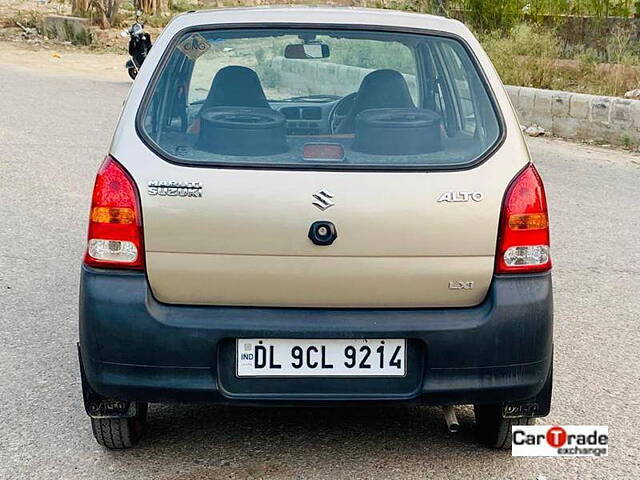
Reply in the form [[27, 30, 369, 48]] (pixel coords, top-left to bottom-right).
[[121, 22, 529, 308], [135, 151, 522, 308]]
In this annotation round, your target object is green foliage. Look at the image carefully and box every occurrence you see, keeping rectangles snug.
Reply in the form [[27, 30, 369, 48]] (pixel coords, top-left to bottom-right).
[[607, 24, 639, 63], [448, 0, 637, 32], [481, 22, 640, 96], [481, 24, 561, 88], [493, 24, 562, 58], [524, 0, 635, 17], [144, 15, 172, 28], [171, 0, 200, 12], [462, 0, 526, 32], [575, 47, 601, 65]]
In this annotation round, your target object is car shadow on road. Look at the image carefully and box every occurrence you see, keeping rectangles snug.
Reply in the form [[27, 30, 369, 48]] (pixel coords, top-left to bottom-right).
[[109, 403, 512, 475]]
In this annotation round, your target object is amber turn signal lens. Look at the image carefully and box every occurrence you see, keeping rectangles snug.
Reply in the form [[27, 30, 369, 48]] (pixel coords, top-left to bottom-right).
[[90, 206, 136, 224], [508, 213, 548, 231]]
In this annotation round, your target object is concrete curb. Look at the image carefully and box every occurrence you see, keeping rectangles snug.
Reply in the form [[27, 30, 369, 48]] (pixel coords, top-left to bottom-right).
[[506, 86, 640, 148], [269, 58, 640, 148], [43, 15, 92, 46]]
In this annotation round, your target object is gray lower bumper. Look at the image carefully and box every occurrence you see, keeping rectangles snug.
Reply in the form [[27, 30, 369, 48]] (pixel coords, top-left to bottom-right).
[[79, 266, 553, 405]]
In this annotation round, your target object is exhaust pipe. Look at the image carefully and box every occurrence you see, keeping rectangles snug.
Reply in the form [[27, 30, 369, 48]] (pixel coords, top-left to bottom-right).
[[442, 406, 460, 433]]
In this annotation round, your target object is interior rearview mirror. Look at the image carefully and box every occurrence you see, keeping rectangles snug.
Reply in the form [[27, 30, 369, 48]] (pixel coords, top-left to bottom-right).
[[284, 43, 330, 59]]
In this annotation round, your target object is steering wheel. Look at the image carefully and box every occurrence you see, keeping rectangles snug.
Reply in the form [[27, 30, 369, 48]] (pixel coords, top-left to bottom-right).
[[329, 92, 358, 134]]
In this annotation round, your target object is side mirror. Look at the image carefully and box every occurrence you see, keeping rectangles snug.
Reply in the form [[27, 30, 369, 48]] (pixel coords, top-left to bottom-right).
[[284, 43, 330, 59]]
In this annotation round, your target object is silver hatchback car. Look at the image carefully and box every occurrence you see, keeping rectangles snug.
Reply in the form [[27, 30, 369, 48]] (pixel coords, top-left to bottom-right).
[[78, 6, 553, 450]]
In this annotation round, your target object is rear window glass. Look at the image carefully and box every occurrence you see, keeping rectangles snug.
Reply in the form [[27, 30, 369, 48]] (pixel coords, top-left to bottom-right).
[[139, 28, 501, 169]]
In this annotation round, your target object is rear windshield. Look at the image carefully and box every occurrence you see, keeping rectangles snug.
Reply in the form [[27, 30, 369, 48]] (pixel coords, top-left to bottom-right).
[[138, 28, 502, 170]]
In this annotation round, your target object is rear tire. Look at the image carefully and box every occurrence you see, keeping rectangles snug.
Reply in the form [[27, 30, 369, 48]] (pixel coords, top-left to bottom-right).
[[474, 404, 536, 449], [90, 403, 148, 449]]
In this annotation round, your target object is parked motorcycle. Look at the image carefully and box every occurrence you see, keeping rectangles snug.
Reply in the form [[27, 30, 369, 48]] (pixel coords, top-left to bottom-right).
[[121, 11, 152, 80]]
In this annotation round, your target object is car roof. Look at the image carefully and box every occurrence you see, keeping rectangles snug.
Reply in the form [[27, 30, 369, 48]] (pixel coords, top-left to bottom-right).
[[163, 6, 470, 38]]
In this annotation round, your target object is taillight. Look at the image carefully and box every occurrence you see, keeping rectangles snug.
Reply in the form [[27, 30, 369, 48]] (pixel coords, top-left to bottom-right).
[[496, 164, 551, 274], [84, 156, 144, 270]]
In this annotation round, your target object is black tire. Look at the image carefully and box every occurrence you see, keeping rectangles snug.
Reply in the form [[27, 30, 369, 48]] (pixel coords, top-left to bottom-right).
[[352, 108, 443, 155], [198, 107, 288, 155], [127, 67, 137, 80], [474, 404, 536, 450], [90, 403, 148, 449]]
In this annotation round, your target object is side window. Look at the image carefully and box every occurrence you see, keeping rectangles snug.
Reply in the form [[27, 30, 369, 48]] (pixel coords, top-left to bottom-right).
[[189, 53, 214, 104], [439, 42, 477, 135]]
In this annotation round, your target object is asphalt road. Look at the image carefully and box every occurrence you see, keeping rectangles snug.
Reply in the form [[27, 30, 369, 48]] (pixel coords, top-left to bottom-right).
[[1, 62, 639, 480]]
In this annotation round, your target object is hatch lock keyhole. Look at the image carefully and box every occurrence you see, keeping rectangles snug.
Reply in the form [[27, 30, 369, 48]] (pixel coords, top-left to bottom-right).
[[308, 221, 337, 246]]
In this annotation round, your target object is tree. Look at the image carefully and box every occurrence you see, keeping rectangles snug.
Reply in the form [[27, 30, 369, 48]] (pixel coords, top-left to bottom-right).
[[72, 0, 121, 28], [136, 0, 172, 16], [91, 0, 121, 28], [71, 0, 90, 15]]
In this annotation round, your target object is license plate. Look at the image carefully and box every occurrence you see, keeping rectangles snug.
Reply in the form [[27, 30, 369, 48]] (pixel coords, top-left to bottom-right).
[[236, 339, 406, 377]]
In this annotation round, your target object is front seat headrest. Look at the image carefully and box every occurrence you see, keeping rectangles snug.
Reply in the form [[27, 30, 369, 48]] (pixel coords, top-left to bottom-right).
[[338, 69, 415, 133], [202, 66, 270, 110]]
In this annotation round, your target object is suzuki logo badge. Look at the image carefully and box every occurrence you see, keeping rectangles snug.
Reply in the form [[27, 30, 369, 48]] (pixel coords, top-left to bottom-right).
[[312, 189, 335, 211]]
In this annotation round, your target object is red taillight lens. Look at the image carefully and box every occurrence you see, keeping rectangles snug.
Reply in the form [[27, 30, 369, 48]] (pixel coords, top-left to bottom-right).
[[84, 156, 144, 270], [496, 164, 551, 274]]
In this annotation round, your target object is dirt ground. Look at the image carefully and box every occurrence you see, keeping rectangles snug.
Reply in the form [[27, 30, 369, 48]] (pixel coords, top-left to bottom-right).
[[0, 0, 70, 26], [0, 39, 127, 80]]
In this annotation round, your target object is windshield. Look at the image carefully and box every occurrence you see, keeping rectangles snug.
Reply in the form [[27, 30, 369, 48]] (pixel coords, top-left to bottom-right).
[[139, 28, 502, 169]]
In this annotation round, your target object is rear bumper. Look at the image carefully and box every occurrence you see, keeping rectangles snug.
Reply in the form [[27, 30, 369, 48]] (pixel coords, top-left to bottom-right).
[[79, 265, 553, 405]]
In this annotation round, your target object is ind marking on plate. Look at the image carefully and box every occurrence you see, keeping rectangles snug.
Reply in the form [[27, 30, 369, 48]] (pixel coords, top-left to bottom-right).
[[177, 33, 210, 60]]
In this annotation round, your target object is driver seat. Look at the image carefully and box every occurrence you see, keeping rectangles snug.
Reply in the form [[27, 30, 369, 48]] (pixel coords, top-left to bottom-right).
[[337, 69, 415, 133], [202, 66, 271, 110]]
